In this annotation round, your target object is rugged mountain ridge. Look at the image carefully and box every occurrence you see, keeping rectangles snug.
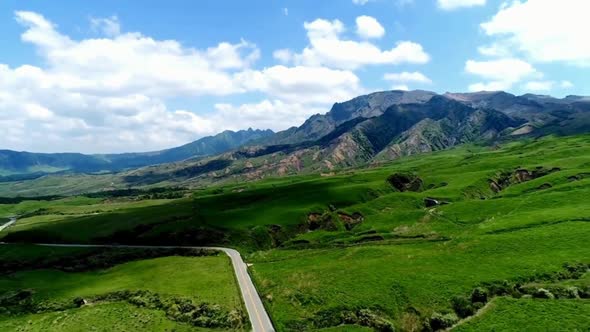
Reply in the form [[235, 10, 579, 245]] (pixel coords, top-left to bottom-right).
[[1, 89, 589, 196], [120, 90, 589, 187], [0, 128, 274, 178]]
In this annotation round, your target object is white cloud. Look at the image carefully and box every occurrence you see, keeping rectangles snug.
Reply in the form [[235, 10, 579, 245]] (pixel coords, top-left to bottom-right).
[[523, 80, 553, 92], [477, 43, 511, 57], [384, 71, 432, 84], [560, 80, 574, 89], [283, 8, 289, 16], [438, 0, 486, 10], [468, 81, 512, 92], [352, 0, 370, 5], [214, 100, 325, 132], [465, 58, 538, 91], [392, 84, 409, 91], [236, 65, 362, 104], [356, 16, 385, 39], [90, 16, 121, 37], [273, 49, 293, 64], [481, 0, 590, 66], [291, 18, 429, 70], [1, 11, 365, 153], [14, 11, 259, 98]]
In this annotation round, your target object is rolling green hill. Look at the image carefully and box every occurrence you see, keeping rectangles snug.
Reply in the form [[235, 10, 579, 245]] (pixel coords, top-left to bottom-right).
[[1, 133, 589, 331]]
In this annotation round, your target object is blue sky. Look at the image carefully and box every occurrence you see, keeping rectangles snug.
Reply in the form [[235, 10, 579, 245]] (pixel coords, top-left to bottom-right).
[[0, 0, 588, 153]]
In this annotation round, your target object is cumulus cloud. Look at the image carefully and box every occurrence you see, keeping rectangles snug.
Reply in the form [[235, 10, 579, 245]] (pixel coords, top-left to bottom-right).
[[392, 85, 409, 91], [560, 80, 574, 89], [90, 15, 121, 37], [355, 16, 385, 39], [465, 58, 538, 91], [288, 18, 429, 70], [213, 100, 325, 132], [523, 81, 553, 92], [481, 0, 590, 66], [383, 71, 432, 84], [273, 49, 293, 64], [1, 11, 364, 153], [438, 0, 486, 10], [236, 65, 362, 104]]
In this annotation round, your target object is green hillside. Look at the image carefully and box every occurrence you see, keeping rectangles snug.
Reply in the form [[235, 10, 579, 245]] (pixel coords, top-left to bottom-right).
[[1, 134, 589, 331], [0, 245, 247, 331]]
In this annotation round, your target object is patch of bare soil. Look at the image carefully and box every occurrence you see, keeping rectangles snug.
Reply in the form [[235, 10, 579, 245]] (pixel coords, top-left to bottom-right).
[[387, 173, 424, 192], [337, 212, 364, 230], [489, 167, 560, 193], [305, 212, 338, 231]]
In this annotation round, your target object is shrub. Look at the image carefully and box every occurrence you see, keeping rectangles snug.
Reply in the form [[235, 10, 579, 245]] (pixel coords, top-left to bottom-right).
[[429, 312, 459, 330], [471, 287, 488, 304], [73, 297, 85, 307], [532, 288, 555, 299], [578, 286, 590, 299], [451, 295, 474, 318], [548, 286, 579, 299], [357, 309, 395, 332]]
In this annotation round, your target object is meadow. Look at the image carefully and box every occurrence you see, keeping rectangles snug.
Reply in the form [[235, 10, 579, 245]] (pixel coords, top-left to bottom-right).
[[0, 245, 246, 331], [1, 134, 589, 331]]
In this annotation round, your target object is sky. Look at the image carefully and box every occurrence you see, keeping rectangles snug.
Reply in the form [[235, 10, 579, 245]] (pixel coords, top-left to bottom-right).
[[0, 0, 588, 153]]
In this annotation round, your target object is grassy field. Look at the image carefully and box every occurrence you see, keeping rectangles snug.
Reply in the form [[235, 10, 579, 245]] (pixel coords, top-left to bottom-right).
[[454, 297, 590, 331], [1, 134, 589, 331], [0, 245, 246, 331], [0, 302, 211, 332]]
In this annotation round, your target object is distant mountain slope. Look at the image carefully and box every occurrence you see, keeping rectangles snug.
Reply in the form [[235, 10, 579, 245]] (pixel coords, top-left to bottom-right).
[[0, 128, 274, 177], [255, 90, 438, 146], [1, 89, 589, 196], [118, 90, 588, 186]]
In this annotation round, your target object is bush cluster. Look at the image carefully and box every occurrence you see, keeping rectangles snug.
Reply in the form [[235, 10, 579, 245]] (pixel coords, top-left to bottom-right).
[[91, 290, 245, 329], [0, 289, 245, 330], [83, 187, 188, 199], [288, 306, 395, 332], [427, 312, 459, 331], [422, 262, 590, 331]]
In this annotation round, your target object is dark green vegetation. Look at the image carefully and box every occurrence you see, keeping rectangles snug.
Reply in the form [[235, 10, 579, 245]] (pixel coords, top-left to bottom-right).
[[2, 90, 590, 197], [0, 245, 246, 331], [0, 128, 273, 177], [1, 133, 589, 331]]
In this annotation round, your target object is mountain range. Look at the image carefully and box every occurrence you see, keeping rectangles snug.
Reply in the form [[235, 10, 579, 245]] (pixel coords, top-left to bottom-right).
[[1, 89, 589, 195], [0, 128, 274, 179]]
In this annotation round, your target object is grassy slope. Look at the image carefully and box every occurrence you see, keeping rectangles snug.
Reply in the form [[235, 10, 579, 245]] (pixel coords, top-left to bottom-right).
[[0, 255, 241, 310], [1, 134, 589, 330], [0, 302, 208, 332], [453, 298, 590, 331], [0, 245, 244, 331]]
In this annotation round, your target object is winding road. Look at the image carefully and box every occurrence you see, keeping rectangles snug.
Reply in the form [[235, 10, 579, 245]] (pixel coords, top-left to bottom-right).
[[0, 217, 16, 232], [0, 226, 275, 332]]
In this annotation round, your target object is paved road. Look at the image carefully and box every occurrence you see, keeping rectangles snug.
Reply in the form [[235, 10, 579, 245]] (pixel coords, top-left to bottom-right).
[[10, 242, 275, 332], [0, 217, 16, 232]]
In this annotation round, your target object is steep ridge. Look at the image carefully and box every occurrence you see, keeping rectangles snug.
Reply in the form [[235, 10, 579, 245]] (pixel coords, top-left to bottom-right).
[[1, 89, 589, 196]]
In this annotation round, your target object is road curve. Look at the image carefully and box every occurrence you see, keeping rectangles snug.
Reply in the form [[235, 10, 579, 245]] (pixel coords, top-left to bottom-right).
[[14, 243, 275, 332], [0, 217, 16, 232]]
